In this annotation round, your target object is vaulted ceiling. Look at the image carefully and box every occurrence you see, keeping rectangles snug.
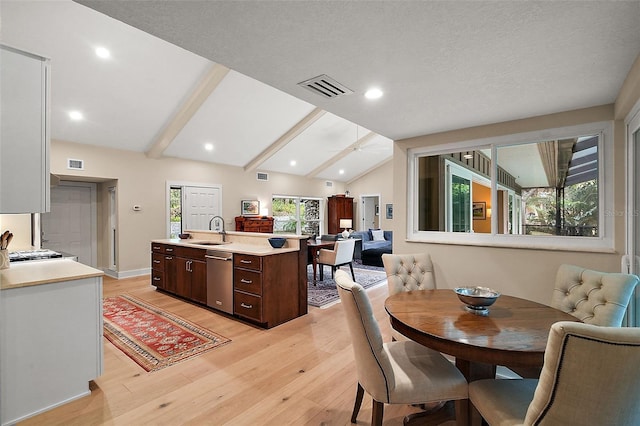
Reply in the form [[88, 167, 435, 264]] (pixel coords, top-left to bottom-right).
[[2, 1, 638, 184]]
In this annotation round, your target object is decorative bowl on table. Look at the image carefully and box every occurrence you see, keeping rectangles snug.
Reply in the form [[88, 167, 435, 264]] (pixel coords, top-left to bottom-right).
[[268, 237, 286, 248], [178, 233, 190, 239], [454, 286, 501, 316]]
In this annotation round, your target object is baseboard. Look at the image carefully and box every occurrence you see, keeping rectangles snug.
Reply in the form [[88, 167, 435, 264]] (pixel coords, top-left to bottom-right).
[[101, 267, 150, 279]]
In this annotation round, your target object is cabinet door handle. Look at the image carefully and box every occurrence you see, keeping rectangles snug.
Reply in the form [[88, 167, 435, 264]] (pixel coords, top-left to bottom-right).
[[240, 279, 253, 284], [166, 248, 174, 252], [153, 277, 161, 281], [240, 260, 252, 264], [240, 303, 253, 309], [153, 260, 160, 264], [152, 246, 160, 250], [165, 256, 173, 260]]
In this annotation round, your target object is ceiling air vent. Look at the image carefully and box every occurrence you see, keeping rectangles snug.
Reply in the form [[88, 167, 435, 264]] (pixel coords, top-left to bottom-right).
[[256, 172, 269, 181], [67, 158, 84, 170], [297, 74, 353, 99], [325, 181, 333, 187]]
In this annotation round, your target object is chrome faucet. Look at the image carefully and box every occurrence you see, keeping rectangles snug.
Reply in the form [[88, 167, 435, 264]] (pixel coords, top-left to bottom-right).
[[208, 215, 226, 242]]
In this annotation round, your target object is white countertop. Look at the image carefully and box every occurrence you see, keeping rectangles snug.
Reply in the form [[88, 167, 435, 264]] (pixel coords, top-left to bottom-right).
[[0, 259, 104, 290], [151, 238, 301, 256]]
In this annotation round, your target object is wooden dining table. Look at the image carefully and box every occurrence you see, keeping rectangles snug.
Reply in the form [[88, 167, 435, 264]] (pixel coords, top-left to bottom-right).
[[306, 240, 335, 282], [384, 289, 579, 424]]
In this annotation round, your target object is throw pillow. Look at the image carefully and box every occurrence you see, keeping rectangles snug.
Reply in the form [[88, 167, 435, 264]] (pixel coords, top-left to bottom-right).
[[371, 229, 385, 241]]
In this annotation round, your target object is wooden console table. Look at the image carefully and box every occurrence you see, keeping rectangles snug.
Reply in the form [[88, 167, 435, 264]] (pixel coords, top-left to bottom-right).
[[235, 216, 274, 233]]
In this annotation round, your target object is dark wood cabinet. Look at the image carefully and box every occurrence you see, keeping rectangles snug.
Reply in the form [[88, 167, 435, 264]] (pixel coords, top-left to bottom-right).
[[151, 243, 206, 304], [233, 252, 299, 328], [235, 216, 274, 233], [327, 195, 354, 234], [152, 241, 307, 329], [151, 243, 176, 293]]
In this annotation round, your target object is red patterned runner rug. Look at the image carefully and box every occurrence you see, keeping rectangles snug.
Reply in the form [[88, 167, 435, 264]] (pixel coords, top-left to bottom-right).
[[103, 294, 231, 372]]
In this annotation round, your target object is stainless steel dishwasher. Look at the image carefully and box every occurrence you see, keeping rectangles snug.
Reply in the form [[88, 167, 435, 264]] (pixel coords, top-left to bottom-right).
[[205, 250, 233, 314]]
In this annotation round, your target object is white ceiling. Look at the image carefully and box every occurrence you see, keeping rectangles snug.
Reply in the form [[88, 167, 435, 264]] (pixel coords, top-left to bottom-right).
[[2, 1, 639, 184]]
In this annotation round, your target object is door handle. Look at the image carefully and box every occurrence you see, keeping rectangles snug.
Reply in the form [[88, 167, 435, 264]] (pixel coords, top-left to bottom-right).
[[240, 279, 253, 284], [240, 303, 253, 309]]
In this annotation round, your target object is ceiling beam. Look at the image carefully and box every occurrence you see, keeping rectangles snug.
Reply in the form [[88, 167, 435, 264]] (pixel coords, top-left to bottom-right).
[[146, 63, 230, 159], [244, 107, 326, 172], [305, 131, 376, 179]]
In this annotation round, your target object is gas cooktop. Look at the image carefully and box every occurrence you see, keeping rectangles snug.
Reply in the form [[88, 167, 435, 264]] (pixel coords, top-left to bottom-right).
[[9, 249, 63, 262]]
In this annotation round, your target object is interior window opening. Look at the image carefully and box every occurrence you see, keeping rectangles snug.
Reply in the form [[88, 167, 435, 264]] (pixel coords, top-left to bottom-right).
[[411, 126, 604, 249]]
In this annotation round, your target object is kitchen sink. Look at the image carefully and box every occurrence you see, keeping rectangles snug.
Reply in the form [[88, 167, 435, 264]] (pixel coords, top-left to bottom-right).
[[189, 241, 227, 246]]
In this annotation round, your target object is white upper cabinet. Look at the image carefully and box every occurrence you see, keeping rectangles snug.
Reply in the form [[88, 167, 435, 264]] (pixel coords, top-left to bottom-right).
[[0, 44, 50, 213]]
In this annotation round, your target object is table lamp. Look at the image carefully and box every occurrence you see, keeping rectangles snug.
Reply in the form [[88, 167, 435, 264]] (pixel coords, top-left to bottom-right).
[[339, 219, 352, 239]]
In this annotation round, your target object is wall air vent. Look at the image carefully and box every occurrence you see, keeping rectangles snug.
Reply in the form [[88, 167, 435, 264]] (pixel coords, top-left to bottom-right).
[[67, 158, 84, 170], [256, 172, 269, 181], [325, 181, 333, 187], [297, 74, 354, 99]]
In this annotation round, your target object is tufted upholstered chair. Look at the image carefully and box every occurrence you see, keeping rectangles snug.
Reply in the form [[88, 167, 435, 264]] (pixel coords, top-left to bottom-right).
[[382, 253, 436, 294], [318, 238, 356, 281], [382, 253, 436, 341], [469, 321, 640, 426], [551, 264, 638, 326], [334, 270, 468, 426]]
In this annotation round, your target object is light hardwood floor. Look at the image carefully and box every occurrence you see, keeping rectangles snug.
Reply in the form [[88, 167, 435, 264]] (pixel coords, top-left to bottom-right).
[[20, 274, 435, 425]]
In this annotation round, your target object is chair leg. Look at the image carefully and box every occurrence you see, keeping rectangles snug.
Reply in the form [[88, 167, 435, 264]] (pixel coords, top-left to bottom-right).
[[371, 400, 384, 426], [320, 265, 324, 281], [332, 266, 336, 278], [350, 382, 365, 423], [349, 262, 355, 280]]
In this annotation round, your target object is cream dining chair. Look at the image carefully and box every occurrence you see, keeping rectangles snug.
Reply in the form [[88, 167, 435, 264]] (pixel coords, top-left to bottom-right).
[[334, 270, 468, 426], [469, 321, 640, 426], [551, 264, 639, 326], [318, 238, 356, 281], [382, 253, 436, 341]]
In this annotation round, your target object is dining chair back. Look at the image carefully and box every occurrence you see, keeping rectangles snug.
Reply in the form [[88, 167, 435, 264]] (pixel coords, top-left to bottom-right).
[[335, 270, 468, 426], [382, 253, 435, 295], [551, 264, 639, 326], [382, 253, 436, 342], [320, 234, 338, 241], [318, 238, 356, 281], [469, 321, 640, 426]]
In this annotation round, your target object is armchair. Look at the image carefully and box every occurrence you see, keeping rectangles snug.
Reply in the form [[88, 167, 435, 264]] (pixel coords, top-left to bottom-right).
[[318, 238, 356, 281]]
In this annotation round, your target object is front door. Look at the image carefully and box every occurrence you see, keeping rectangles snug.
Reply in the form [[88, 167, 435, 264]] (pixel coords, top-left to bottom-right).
[[183, 186, 221, 231]]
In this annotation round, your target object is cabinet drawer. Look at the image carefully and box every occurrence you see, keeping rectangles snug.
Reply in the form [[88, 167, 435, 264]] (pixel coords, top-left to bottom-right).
[[234, 254, 262, 271], [151, 253, 164, 271], [234, 291, 262, 322], [234, 269, 262, 295], [151, 270, 164, 289], [175, 246, 206, 260], [151, 243, 171, 253]]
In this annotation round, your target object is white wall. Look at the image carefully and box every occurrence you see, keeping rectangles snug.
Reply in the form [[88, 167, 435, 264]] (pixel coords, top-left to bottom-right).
[[48, 141, 345, 275]]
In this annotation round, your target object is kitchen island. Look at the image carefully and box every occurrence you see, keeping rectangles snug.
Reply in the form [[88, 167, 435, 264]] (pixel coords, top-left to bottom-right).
[[0, 259, 104, 426], [151, 230, 309, 328]]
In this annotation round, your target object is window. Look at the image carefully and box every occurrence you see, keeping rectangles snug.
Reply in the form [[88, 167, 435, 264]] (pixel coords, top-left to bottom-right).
[[408, 121, 613, 251], [272, 196, 322, 235]]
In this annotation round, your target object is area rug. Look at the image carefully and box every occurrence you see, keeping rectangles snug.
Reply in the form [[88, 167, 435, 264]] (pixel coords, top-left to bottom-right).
[[307, 264, 387, 308], [103, 294, 231, 372]]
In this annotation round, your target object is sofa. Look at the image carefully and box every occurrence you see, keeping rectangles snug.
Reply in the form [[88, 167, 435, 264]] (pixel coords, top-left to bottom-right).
[[350, 230, 392, 267]]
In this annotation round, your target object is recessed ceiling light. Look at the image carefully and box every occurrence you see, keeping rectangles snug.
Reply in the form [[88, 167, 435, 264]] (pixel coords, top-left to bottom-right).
[[290, 160, 297, 166], [95, 47, 110, 59], [339, 169, 345, 175], [204, 143, 214, 151], [364, 88, 383, 100], [69, 110, 83, 121]]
